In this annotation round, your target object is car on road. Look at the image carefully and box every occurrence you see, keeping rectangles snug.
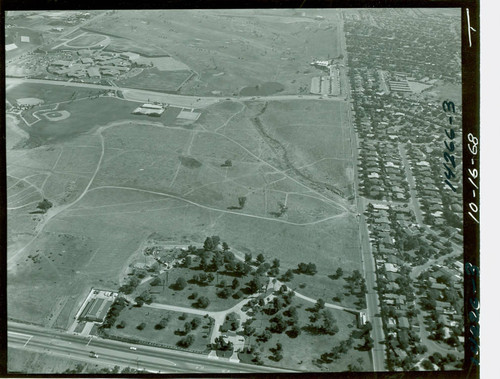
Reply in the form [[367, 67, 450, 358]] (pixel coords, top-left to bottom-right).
[[89, 351, 98, 358], [129, 346, 137, 350]]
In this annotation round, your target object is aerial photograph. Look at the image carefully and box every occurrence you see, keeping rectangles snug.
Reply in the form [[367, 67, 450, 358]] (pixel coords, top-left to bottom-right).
[[6, 8, 464, 374]]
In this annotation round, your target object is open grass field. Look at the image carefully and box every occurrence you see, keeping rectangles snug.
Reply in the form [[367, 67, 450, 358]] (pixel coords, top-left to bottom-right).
[[421, 81, 462, 106], [66, 33, 107, 47], [82, 10, 340, 96], [6, 81, 102, 106], [7, 91, 359, 328], [115, 68, 192, 92], [7, 347, 112, 373], [107, 306, 212, 352]]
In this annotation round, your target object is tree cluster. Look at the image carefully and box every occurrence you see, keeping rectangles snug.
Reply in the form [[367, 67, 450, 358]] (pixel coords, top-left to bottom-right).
[[296, 262, 317, 275], [212, 336, 233, 351], [306, 309, 339, 336], [102, 297, 128, 328], [177, 334, 195, 348], [193, 296, 210, 309], [135, 290, 154, 306]]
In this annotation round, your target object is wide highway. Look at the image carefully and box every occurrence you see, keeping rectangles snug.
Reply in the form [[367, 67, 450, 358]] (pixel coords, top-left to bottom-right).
[[8, 322, 295, 374]]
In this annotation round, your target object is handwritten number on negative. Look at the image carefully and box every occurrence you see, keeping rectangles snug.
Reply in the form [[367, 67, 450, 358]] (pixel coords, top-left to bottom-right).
[[443, 152, 456, 169]]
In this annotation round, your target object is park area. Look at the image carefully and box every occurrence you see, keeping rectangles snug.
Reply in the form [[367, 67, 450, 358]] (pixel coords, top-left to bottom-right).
[[7, 91, 361, 329], [236, 296, 372, 372], [104, 306, 213, 353]]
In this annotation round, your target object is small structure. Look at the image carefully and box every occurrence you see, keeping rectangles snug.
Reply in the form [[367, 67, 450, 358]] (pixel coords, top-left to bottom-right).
[[16, 98, 44, 107], [384, 263, 398, 273], [20, 36, 30, 43], [79, 297, 113, 322], [5, 43, 18, 51], [52, 60, 72, 67], [87, 66, 101, 78], [133, 103, 165, 117], [398, 316, 410, 329], [76, 288, 118, 323], [357, 311, 367, 328], [177, 109, 201, 122], [310, 60, 330, 68]]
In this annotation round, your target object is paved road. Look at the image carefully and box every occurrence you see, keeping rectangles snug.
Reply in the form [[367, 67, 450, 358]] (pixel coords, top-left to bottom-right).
[[6, 77, 345, 109], [339, 14, 386, 371], [398, 143, 424, 226], [8, 322, 295, 374]]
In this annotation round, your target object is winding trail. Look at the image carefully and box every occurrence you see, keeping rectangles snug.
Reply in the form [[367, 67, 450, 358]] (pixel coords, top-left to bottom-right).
[[86, 185, 346, 226]]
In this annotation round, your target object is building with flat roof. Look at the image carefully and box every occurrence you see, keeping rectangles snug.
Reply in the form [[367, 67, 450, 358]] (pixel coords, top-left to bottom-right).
[[79, 297, 113, 323], [142, 103, 163, 110], [133, 104, 165, 117], [87, 67, 101, 78], [16, 98, 44, 107]]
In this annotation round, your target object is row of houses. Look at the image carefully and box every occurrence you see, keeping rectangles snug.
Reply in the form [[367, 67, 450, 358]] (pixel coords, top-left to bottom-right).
[[358, 139, 410, 202]]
